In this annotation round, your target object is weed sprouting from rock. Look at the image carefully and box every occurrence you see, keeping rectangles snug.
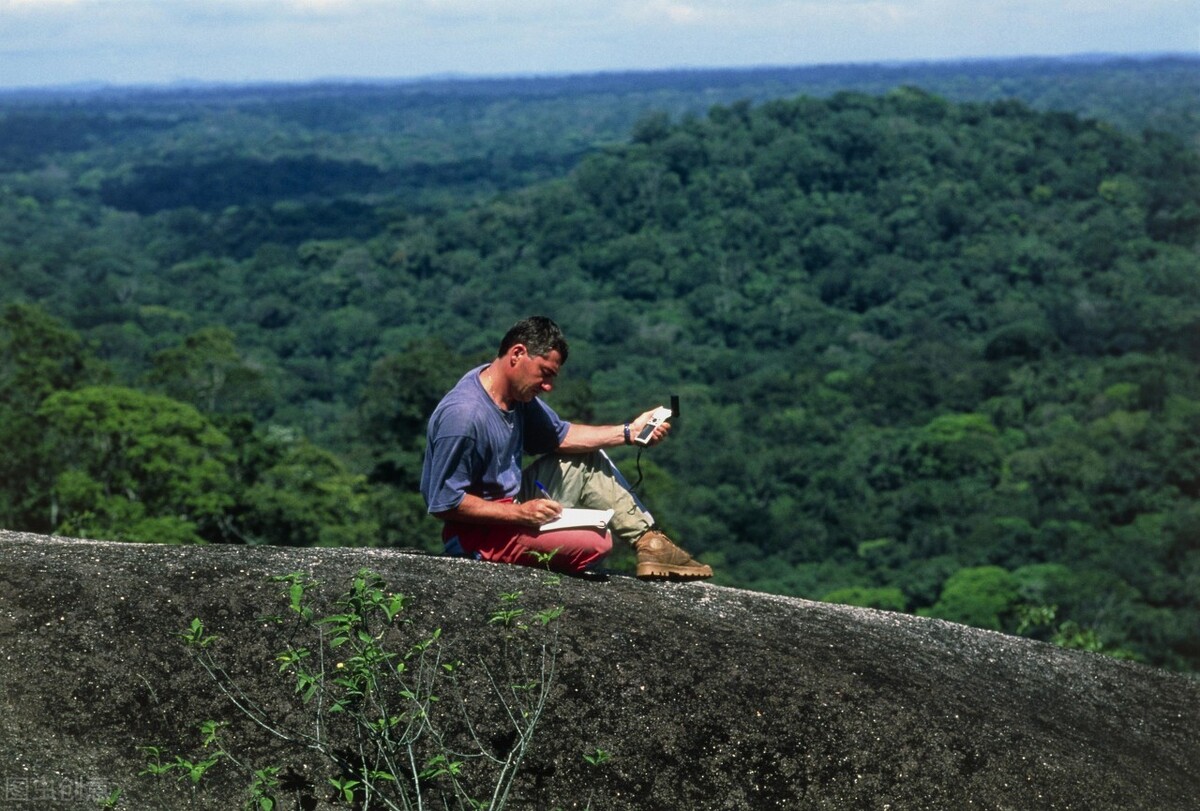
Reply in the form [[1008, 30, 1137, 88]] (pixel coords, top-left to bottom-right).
[[141, 567, 565, 810]]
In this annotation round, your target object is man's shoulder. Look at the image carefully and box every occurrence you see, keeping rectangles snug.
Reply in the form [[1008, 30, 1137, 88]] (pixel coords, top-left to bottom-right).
[[429, 367, 488, 436], [434, 396, 482, 424]]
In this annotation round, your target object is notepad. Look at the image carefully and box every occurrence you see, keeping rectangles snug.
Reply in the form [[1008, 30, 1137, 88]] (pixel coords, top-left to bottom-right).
[[539, 508, 614, 532]]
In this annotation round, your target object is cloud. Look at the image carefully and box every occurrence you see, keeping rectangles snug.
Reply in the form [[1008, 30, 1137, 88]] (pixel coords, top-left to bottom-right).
[[0, 0, 82, 7], [0, 0, 1194, 88], [626, 0, 707, 25]]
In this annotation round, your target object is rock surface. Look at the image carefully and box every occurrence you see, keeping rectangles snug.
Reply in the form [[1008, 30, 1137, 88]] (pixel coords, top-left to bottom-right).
[[0, 530, 1197, 810]]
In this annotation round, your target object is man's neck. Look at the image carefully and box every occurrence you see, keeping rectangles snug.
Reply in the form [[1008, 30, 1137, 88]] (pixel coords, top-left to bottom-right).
[[479, 362, 511, 410]]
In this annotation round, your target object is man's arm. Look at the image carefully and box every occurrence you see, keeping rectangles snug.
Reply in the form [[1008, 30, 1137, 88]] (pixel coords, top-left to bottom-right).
[[435, 493, 562, 527], [557, 406, 671, 452]]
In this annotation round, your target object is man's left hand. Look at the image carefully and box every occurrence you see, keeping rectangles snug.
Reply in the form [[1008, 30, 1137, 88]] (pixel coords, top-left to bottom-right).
[[630, 406, 671, 446]]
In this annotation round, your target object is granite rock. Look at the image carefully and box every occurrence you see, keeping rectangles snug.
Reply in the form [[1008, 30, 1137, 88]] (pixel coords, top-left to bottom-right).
[[0, 530, 1196, 809]]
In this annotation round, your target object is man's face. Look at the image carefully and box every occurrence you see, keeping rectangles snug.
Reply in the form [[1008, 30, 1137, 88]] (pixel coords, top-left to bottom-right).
[[511, 347, 562, 402]]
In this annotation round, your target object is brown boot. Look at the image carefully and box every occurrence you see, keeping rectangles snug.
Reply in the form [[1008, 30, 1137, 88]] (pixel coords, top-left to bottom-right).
[[634, 529, 713, 580]]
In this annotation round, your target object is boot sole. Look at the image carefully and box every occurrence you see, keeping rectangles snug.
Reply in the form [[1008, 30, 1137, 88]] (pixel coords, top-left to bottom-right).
[[636, 562, 713, 580]]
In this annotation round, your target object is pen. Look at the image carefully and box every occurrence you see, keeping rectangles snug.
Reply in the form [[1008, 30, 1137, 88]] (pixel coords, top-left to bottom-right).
[[534, 480, 553, 500]]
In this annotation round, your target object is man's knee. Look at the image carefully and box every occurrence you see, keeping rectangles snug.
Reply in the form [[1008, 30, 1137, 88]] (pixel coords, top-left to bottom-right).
[[541, 530, 612, 573]]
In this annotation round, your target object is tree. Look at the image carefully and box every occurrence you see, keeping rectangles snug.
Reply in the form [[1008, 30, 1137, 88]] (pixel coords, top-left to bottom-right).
[[821, 586, 908, 612], [921, 566, 1020, 632], [0, 304, 105, 530], [147, 326, 267, 415], [0, 303, 99, 404], [238, 435, 380, 547], [358, 338, 471, 487], [37, 386, 235, 543]]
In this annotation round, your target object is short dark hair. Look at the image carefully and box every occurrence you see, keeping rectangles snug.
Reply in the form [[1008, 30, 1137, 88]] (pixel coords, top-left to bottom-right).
[[498, 316, 569, 363]]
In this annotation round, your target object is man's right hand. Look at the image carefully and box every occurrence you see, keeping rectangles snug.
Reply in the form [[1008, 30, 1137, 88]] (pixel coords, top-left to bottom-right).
[[437, 493, 562, 527], [516, 498, 563, 526]]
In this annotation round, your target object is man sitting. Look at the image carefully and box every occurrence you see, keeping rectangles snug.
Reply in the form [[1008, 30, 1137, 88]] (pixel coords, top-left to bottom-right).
[[420, 316, 712, 579]]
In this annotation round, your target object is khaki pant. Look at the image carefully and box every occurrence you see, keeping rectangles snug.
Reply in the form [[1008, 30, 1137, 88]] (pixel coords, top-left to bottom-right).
[[519, 450, 653, 548]]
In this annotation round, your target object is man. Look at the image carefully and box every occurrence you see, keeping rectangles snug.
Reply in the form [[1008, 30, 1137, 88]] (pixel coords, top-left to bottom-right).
[[421, 316, 712, 579]]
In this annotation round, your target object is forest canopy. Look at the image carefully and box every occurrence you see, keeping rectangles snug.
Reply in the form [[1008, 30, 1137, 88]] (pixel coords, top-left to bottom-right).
[[2, 58, 1199, 672]]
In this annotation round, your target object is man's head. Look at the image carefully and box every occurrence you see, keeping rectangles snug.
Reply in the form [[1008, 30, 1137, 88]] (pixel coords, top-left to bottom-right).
[[497, 316, 569, 364], [492, 316, 568, 404]]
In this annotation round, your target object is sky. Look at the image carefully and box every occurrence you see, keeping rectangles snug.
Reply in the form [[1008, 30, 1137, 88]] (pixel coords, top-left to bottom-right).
[[0, 0, 1196, 90]]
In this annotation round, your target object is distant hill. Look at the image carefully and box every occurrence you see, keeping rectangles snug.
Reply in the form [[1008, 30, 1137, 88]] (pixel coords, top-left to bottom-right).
[[1, 55, 1197, 208], [2, 58, 1199, 673], [1, 530, 1197, 809]]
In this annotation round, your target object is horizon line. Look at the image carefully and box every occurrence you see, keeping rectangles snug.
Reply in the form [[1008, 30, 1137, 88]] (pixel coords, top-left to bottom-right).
[[0, 50, 1193, 97]]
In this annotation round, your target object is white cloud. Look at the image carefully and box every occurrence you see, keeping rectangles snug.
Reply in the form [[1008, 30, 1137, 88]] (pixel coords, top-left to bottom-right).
[[624, 0, 707, 25], [0, 0, 83, 7], [0, 0, 1194, 88]]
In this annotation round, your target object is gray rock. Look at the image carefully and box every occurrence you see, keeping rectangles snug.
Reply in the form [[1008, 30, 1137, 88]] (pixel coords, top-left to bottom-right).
[[0, 530, 1196, 809]]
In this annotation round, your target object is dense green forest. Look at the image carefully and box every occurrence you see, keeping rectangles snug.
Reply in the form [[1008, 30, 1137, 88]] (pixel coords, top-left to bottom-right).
[[2, 57, 1199, 672]]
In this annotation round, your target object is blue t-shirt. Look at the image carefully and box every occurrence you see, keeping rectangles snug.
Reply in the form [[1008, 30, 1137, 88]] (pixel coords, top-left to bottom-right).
[[421, 365, 570, 514]]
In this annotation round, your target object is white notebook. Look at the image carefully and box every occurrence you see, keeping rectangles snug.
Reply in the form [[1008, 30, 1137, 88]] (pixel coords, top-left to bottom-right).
[[539, 508, 614, 532]]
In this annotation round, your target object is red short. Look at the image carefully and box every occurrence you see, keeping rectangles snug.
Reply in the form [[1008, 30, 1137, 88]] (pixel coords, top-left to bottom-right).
[[443, 514, 612, 574]]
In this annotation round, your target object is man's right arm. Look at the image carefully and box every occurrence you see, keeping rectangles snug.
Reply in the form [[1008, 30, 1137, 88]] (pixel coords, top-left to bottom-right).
[[435, 493, 562, 527]]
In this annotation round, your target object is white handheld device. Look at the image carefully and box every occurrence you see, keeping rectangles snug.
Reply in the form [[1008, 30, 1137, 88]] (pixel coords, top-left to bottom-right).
[[634, 406, 672, 445]]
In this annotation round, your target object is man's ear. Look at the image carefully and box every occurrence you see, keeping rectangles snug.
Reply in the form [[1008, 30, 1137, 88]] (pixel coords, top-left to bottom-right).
[[509, 344, 526, 363]]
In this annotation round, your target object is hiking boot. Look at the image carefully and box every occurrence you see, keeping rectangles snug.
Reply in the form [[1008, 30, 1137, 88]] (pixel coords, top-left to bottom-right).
[[634, 530, 713, 580]]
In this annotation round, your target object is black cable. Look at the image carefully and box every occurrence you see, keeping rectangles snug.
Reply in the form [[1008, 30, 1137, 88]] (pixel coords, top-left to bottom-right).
[[631, 446, 646, 492]]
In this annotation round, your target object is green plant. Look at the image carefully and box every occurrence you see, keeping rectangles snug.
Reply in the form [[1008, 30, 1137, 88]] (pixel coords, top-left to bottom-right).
[[535, 606, 564, 626], [140, 721, 275, 809], [582, 748, 611, 767], [247, 767, 282, 811], [1014, 604, 1058, 636], [1015, 604, 1142, 661], [95, 788, 122, 809], [524, 548, 564, 585], [142, 568, 564, 810], [489, 590, 526, 627]]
